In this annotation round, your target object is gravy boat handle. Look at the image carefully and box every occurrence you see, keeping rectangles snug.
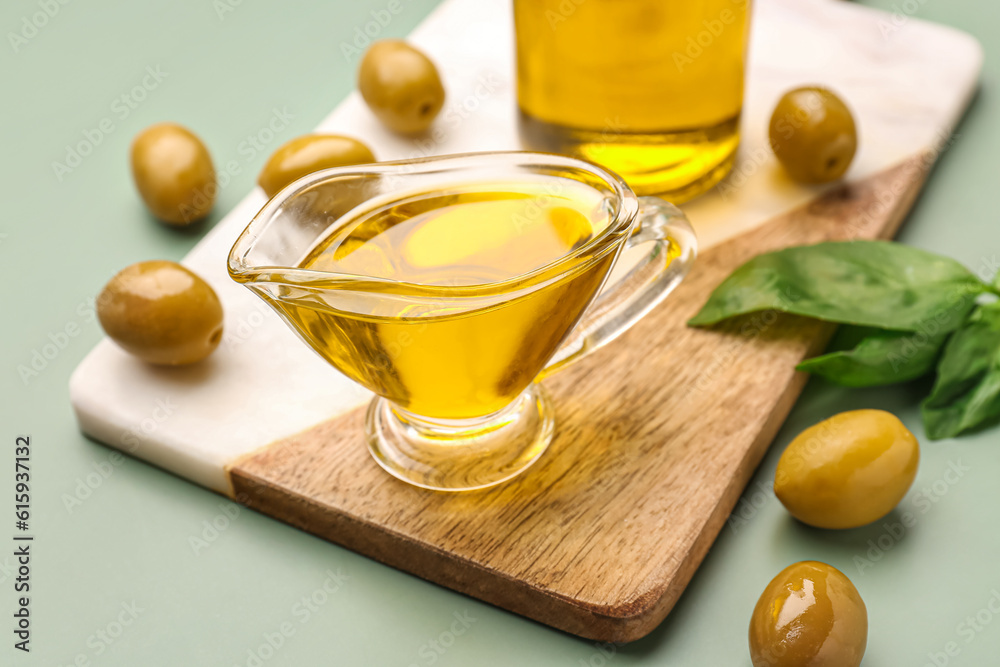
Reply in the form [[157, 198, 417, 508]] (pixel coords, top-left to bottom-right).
[[539, 198, 697, 379]]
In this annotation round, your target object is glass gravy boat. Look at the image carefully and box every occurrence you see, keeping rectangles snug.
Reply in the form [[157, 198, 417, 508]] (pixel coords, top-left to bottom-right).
[[228, 152, 696, 491]]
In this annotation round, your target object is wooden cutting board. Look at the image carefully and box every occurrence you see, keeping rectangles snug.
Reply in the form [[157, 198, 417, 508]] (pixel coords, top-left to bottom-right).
[[69, 0, 981, 643]]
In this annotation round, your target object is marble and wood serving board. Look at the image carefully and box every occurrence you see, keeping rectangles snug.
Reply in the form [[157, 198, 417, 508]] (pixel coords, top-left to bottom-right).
[[70, 0, 981, 642]]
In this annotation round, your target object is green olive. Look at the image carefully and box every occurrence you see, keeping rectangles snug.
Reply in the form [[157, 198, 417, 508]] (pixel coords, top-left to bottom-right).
[[768, 87, 858, 184], [358, 40, 445, 135], [774, 409, 919, 529], [130, 123, 216, 225], [257, 134, 376, 198], [97, 260, 224, 365], [749, 561, 867, 667]]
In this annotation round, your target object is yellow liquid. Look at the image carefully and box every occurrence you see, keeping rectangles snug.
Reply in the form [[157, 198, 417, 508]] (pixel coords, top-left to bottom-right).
[[269, 180, 617, 420], [515, 0, 749, 200]]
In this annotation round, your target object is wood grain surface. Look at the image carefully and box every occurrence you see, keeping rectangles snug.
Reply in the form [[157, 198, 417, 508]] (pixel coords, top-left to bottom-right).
[[229, 153, 931, 642]]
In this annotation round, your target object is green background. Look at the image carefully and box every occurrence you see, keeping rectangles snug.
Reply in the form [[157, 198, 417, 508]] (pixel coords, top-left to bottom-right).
[[2, 0, 999, 664]]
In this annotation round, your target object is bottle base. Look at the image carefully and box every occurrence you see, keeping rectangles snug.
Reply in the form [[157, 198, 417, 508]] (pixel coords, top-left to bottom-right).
[[518, 111, 740, 202]]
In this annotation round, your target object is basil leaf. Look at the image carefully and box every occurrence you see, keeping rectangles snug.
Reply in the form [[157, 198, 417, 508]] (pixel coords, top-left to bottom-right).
[[922, 301, 1000, 439], [688, 241, 986, 331], [796, 326, 949, 387]]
